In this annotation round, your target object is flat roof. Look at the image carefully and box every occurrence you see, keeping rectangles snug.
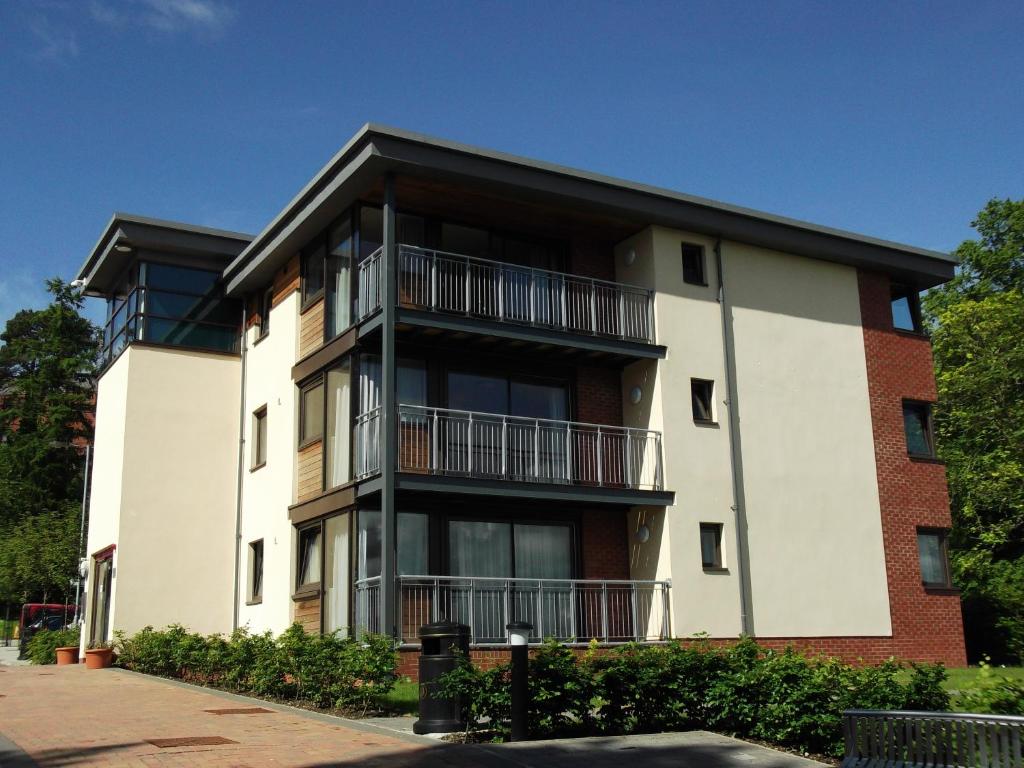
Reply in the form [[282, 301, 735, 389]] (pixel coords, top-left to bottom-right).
[[81, 125, 957, 296]]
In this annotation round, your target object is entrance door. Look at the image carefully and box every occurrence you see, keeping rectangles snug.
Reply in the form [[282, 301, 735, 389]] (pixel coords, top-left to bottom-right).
[[89, 555, 113, 646]]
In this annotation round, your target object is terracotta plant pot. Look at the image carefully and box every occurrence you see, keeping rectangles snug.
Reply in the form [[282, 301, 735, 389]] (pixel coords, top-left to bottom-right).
[[84, 648, 114, 670], [55, 646, 79, 666]]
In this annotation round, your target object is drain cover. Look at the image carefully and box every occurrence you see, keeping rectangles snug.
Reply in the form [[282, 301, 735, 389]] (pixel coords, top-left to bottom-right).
[[204, 707, 273, 715], [146, 736, 238, 748]]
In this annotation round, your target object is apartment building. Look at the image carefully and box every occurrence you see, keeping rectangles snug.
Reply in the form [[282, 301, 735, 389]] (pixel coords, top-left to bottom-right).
[[75, 124, 966, 667]]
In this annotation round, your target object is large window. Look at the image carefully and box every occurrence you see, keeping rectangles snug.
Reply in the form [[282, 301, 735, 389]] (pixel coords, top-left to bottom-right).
[[100, 261, 241, 366], [917, 529, 952, 588], [324, 361, 352, 488], [325, 216, 353, 338], [357, 510, 429, 580], [447, 370, 568, 419], [323, 513, 351, 634], [903, 401, 936, 459]]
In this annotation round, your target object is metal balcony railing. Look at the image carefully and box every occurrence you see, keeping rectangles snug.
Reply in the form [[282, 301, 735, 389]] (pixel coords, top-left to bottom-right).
[[397, 404, 663, 491], [357, 244, 656, 344], [355, 575, 671, 645], [354, 406, 382, 480]]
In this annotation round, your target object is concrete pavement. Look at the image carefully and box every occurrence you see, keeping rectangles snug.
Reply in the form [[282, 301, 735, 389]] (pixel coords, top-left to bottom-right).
[[0, 664, 827, 767]]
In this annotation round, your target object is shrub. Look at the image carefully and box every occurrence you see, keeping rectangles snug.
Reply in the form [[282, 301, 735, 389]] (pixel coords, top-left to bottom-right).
[[26, 626, 80, 665], [114, 623, 397, 714], [442, 636, 951, 755], [955, 659, 1024, 715]]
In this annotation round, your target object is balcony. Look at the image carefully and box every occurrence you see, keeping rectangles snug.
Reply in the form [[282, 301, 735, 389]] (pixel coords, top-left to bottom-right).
[[357, 245, 661, 355], [355, 405, 664, 494], [355, 575, 671, 645]]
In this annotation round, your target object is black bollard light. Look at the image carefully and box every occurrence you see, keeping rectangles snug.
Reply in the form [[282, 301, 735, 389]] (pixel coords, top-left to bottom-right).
[[506, 620, 532, 742]]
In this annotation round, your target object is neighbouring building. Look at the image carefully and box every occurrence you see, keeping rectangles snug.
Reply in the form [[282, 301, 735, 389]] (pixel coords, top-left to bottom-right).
[[75, 124, 967, 669]]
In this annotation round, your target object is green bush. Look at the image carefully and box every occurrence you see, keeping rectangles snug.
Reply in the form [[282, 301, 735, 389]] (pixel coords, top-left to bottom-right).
[[114, 623, 397, 714], [955, 659, 1024, 715], [26, 626, 80, 665], [440, 637, 951, 755]]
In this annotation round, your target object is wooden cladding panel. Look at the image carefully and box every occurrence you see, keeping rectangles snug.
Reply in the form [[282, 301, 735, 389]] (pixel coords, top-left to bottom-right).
[[298, 299, 324, 359], [294, 596, 321, 634], [273, 254, 300, 306], [297, 440, 323, 502]]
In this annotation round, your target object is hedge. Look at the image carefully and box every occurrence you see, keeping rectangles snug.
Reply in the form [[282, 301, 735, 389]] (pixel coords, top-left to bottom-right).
[[113, 624, 397, 714], [26, 626, 80, 665], [439, 637, 953, 755]]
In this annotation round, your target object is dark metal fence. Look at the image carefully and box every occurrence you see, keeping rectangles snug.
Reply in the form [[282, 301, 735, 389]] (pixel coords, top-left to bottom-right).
[[843, 709, 1024, 768]]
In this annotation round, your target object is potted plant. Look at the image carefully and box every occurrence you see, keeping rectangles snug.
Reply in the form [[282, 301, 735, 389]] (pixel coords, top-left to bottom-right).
[[55, 645, 79, 665], [84, 641, 114, 669]]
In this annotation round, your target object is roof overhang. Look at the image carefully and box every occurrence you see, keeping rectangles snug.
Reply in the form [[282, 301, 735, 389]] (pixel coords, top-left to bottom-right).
[[224, 123, 957, 296], [77, 214, 253, 296]]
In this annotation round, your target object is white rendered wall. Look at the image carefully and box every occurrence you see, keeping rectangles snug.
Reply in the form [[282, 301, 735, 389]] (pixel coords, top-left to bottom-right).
[[236, 290, 299, 636]]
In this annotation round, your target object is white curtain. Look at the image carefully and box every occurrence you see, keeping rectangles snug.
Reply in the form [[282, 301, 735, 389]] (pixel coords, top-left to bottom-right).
[[323, 514, 350, 635], [325, 363, 351, 488], [514, 524, 571, 579]]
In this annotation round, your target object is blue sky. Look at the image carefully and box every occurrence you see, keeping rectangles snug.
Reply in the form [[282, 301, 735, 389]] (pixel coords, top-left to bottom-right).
[[1, 0, 1021, 326]]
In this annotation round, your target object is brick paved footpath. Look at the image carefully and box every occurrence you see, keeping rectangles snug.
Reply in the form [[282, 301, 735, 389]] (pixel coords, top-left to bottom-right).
[[0, 664, 503, 767]]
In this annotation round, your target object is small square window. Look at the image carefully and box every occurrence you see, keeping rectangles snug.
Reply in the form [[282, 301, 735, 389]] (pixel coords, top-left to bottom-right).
[[296, 526, 321, 590], [891, 286, 923, 333], [681, 243, 706, 286], [252, 407, 268, 469], [691, 379, 715, 423], [699, 523, 723, 569], [248, 540, 264, 603], [917, 529, 952, 588], [903, 401, 935, 458], [299, 380, 324, 446]]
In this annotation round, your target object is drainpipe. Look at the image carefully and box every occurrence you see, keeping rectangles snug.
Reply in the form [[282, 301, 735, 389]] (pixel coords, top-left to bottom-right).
[[232, 304, 249, 631], [715, 239, 754, 637]]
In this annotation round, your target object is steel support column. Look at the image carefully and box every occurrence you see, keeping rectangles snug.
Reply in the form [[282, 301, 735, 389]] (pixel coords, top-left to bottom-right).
[[380, 174, 398, 639]]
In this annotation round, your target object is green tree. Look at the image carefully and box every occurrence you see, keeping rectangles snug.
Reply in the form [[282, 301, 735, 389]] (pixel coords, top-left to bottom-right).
[[923, 199, 1024, 662], [0, 278, 98, 603]]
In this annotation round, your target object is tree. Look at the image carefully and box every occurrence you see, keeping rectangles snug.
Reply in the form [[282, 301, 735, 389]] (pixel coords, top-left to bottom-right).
[[922, 199, 1024, 663], [0, 278, 98, 603]]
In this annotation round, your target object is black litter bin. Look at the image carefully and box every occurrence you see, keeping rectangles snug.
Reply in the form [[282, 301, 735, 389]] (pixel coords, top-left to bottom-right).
[[412, 620, 470, 734]]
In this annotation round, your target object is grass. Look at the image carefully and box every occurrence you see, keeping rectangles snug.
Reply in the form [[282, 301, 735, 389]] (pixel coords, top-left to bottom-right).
[[381, 679, 419, 716], [944, 665, 1024, 692]]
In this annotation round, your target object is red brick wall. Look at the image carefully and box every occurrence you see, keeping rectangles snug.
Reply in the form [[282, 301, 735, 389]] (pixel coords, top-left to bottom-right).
[[581, 509, 630, 580], [575, 368, 622, 426], [856, 270, 966, 666]]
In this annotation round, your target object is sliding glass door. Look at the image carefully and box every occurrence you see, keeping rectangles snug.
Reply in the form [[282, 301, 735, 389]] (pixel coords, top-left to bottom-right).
[[447, 520, 573, 642]]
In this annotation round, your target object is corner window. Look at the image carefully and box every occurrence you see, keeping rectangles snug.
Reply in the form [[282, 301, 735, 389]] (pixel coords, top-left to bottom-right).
[[691, 379, 715, 423], [296, 526, 322, 590], [917, 529, 952, 588], [252, 406, 268, 469], [248, 539, 264, 603], [699, 523, 723, 569], [681, 243, 706, 286], [891, 286, 923, 333], [256, 287, 272, 339], [301, 241, 326, 305], [903, 401, 935, 458], [299, 380, 324, 447]]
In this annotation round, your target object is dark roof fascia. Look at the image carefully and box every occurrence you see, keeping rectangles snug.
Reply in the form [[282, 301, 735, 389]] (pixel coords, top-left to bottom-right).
[[77, 213, 253, 294], [225, 123, 958, 295]]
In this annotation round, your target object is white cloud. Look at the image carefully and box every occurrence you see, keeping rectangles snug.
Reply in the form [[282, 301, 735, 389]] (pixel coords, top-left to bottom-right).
[[28, 14, 80, 61], [90, 0, 236, 34]]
